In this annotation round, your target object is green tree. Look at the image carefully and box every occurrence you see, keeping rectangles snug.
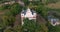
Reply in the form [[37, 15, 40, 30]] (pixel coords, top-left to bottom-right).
[[22, 18, 36, 32], [4, 27, 13, 32], [0, 4, 11, 10], [13, 25, 22, 32], [48, 24, 60, 32], [22, 0, 30, 5], [10, 3, 22, 16], [0, 15, 15, 32], [2, 16, 15, 27], [22, 18, 48, 32], [35, 5, 48, 18]]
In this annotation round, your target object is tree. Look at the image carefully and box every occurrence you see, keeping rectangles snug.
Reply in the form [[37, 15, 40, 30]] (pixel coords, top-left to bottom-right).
[[10, 3, 22, 16], [4, 27, 13, 32], [48, 25, 60, 32], [35, 5, 48, 18], [13, 25, 22, 32], [0, 15, 15, 32], [21, 18, 48, 32], [22, 0, 30, 5], [22, 18, 36, 32], [0, 4, 11, 10], [2, 15, 15, 27]]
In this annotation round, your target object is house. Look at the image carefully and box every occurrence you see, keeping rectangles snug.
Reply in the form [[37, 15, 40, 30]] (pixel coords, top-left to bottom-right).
[[50, 18, 59, 26], [48, 16, 60, 26], [48, 11, 60, 26], [21, 8, 36, 25]]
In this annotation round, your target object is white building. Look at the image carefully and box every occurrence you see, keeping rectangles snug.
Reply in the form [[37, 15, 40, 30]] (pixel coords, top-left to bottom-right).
[[21, 8, 36, 25], [50, 18, 59, 26], [48, 16, 60, 26]]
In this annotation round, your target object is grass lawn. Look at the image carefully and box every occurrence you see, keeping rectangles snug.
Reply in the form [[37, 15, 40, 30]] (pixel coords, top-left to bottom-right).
[[45, 1, 60, 9]]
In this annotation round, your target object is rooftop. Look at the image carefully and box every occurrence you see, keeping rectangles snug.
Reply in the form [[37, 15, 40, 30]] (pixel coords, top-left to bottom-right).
[[21, 8, 36, 15]]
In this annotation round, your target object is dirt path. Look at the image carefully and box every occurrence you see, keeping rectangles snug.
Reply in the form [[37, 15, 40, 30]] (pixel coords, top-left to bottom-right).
[[14, 13, 21, 26], [36, 14, 48, 31], [0, 12, 4, 15], [36, 14, 46, 24]]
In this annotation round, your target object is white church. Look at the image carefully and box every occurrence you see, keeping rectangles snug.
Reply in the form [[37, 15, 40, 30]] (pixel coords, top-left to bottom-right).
[[21, 8, 36, 25]]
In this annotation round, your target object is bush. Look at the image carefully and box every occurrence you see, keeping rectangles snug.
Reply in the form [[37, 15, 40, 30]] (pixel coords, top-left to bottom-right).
[[0, 4, 11, 10]]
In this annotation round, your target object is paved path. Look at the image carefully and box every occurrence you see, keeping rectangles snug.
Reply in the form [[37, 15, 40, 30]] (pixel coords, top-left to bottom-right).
[[0, 0, 25, 7]]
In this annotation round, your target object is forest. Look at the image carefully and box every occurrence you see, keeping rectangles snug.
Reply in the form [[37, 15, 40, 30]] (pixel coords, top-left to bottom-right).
[[0, 0, 60, 32]]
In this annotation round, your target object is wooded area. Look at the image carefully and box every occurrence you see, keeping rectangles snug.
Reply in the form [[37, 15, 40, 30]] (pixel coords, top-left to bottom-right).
[[0, 0, 60, 32]]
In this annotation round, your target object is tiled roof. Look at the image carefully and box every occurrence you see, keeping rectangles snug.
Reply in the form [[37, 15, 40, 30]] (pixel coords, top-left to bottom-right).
[[21, 8, 36, 15], [31, 10, 36, 15]]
